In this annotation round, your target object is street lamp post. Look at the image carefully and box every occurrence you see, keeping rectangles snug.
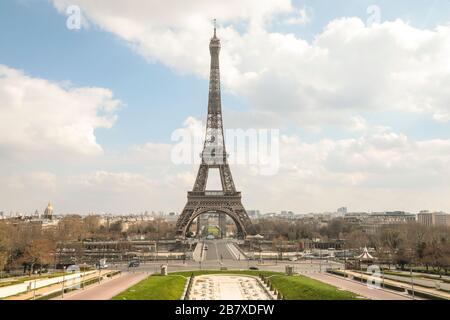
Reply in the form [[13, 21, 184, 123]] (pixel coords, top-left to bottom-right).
[[82, 269, 85, 290], [344, 250, 347, 271], [61, 266, 66, 299], [360, 261, 364, 284], [33, 278, 37, 300], [259, 240, 263, 265], [319, 248, 322, 273]]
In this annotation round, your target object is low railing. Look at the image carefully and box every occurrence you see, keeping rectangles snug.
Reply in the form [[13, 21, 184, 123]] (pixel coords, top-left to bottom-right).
[[188, 191, 241, 197], [205, 191, 224, 196], [183, 273, 195, 300]]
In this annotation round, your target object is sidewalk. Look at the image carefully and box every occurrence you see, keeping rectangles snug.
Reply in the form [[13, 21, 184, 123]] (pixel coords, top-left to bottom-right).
[[307, 272, 411, 300], [6, 270, 113, 300], [53, 272, 148, 300], [343, 270, 450, 300]]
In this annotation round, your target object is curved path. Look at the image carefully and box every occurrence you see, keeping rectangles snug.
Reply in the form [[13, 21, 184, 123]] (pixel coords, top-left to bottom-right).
[[306, 273, 412, 300], [53, 272, 148, 300]]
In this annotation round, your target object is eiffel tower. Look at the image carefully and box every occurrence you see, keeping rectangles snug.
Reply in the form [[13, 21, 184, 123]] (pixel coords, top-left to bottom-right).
[[176, 22, 252, 239]]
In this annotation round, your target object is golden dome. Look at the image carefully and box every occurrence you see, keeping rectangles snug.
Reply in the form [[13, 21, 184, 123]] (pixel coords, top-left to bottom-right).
[[44, 202, 53, 217]]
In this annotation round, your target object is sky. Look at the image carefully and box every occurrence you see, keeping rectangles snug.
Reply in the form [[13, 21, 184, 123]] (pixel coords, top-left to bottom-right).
[[1, 0, 450, 215]]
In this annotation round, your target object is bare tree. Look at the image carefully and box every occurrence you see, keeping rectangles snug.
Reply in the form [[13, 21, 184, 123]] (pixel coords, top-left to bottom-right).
[[422, 226, 450, 277], [83, 215, 101, 237], [20, 239, 56, 275], [345, 230, 368, 249], [0, 222, 11, 273]]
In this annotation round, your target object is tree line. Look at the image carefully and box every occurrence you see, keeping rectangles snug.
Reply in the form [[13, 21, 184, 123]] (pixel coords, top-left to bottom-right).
[[0, 215, 175, 274], [1, 215, 448, 275], [252, 218, 450, 274]]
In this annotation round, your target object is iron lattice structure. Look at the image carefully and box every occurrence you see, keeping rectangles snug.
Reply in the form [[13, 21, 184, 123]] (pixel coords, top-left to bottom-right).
[[176, 25, 252, 239]]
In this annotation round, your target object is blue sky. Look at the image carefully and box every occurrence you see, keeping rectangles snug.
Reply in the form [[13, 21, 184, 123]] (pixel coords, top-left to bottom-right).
[[1, 0, 449, 148], [1, 0, 209, 148], [1, 0, 450, 214]]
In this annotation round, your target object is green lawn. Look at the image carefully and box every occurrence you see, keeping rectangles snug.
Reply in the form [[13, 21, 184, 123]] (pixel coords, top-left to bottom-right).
[[112, 274, 187, 300], [268, 274, 360, 300], [113, 270, 360, 300], [207, 226, 220, 237]]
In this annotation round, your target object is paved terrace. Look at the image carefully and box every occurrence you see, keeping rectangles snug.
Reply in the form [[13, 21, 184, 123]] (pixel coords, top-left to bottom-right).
[[188, 275, 274, 300]]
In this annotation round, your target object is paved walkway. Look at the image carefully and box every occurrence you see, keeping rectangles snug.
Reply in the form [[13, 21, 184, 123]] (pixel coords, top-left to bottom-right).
[[342, 270, 450, 300], [189, 275, 273, 300], [193, 242, 205, 262], [382, 273, 450, 291], [54, 272, 148, 300], [306, 273, 411, 300], [6, 270, 112, 300]]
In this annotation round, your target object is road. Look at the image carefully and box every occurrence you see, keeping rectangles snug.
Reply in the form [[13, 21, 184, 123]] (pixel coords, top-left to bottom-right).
[[204, 240, 236, 261], [54, 272, 148, 300], [40, 240, 421, 300], [307, 273, 412, 300]]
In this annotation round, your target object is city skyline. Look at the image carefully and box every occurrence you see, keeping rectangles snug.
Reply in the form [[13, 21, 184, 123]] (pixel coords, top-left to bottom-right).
[[1, 0, 450, 214]]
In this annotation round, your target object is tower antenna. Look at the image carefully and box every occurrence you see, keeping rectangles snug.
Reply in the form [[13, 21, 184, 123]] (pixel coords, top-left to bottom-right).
[[213, 18, 217, 37]]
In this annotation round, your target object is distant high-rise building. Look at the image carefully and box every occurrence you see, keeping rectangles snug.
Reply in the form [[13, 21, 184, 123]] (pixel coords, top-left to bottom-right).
[[418, 211, 433, 226], [418, 211, 450, 227], [247, 210, 260, 218], [435, 213, 450, 226], [362, 211, 416, 234], [337, 207, 347, 215]]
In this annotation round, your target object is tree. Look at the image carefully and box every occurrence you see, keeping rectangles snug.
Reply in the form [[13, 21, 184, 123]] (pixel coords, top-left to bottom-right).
[[326, 218, 344, 239], [422, 227, 450, 277], [20, 239, 56, 275], [345, 230, 368, 249], [0, 222, 14, 272], [57, 215, 86, 242], [84, 215, 101, 237], [109, 221, 124, 233]]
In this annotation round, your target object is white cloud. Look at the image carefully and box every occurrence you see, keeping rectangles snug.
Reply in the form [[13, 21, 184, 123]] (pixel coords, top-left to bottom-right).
[[50, 1, 450, 128], [0, 65, 121, 155], [130, 118, 450, 212], [2, 115, 450, 213], [285, 7, 311, 25], [242, 129, 450, 212], [68, 171, 154, 191]]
